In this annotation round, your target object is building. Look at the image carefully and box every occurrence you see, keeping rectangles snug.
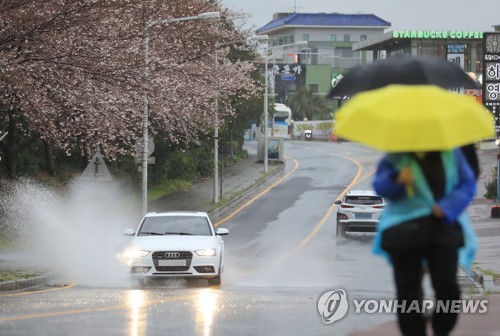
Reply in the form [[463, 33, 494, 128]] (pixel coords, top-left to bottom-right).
[[256, 12, 391, 101], [353, 30, 486, 75]]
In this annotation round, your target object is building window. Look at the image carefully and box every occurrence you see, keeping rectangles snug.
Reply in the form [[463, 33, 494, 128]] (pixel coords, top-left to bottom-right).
[[330, 34, 337, 42], [360, 35, 367, 41], [303, 34, 309, 41], [343, 34, 350, 42]]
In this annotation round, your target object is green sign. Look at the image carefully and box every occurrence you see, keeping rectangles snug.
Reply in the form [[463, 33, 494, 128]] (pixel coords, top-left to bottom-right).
[[392, 30, 483, 39]]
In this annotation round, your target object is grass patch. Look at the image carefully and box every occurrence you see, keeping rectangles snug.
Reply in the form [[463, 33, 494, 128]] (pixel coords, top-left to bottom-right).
[[479, 268, 500, 278], [0, 234, 11, 251], [148, 179, 193, 202], [0, 269, 39, 283]]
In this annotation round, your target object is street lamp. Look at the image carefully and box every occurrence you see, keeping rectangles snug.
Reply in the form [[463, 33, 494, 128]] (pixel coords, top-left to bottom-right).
[[263, 41, 270, 173], [142, 11, 220, 215], [213, 35, 268, 203]]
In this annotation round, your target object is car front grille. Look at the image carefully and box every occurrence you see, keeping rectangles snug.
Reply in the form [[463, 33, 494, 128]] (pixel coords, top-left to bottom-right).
[[152, 251, 193, 271]]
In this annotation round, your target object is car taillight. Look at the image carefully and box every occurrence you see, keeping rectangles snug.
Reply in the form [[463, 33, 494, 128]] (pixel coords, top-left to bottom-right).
[[373, 205, 384, 209], [340, 204, 354, 208]]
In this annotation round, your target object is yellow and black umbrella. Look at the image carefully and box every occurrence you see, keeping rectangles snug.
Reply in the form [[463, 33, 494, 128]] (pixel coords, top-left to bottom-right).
[[335, 85, 494, 152]]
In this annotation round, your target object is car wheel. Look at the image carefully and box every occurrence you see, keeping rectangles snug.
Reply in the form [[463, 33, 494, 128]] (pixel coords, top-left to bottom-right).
[[208, 259, 222, 286], [336, 222, 347, 239], [133, 278, 150, 288], [208, 274, 221, 286]]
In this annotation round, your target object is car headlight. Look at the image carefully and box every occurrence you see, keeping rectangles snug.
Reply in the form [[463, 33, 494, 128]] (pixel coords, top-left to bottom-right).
[[117, 248, 150, 266], [195, 248, 216, 256], [123, 248, 150, 259]]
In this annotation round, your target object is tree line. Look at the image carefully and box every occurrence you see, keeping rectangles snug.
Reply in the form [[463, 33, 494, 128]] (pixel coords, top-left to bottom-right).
[[0, 0, 264, 187]]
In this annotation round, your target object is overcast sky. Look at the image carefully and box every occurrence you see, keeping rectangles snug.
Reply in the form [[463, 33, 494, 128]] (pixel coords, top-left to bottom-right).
[[221, 0, 499, 32]]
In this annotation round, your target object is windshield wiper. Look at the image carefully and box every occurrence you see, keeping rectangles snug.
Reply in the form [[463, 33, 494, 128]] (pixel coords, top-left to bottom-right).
[[163, 232, 194, 235], [139, 232, 165, 236]]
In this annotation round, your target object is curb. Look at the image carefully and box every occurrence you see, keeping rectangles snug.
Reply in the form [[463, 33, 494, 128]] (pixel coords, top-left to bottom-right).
[[209, 162, 285, 224], [0, 273, 55, 293], [459, 266, 486, 295]]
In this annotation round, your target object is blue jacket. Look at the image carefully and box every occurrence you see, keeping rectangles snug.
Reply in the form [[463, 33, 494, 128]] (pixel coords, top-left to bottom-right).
[[372, 150, 477, 268]]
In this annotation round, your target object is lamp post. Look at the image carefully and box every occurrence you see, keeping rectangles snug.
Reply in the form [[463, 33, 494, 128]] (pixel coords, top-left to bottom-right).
[[263, 41, 270, 173], [214, 50, 220, 203], [213, 35, 268, 203], [142, 12, 220, 215]]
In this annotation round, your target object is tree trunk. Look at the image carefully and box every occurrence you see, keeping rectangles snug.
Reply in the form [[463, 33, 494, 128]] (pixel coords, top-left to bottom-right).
[[44, 142, 56, 176], [2, 117, 17, 178]]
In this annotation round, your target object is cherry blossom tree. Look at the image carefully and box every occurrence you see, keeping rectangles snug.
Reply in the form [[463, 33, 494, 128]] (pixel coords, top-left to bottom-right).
[[0, 0, 261, 177]]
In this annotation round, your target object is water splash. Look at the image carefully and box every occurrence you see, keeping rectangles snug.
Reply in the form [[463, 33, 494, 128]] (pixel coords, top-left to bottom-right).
[[0, 178, 142, 287]]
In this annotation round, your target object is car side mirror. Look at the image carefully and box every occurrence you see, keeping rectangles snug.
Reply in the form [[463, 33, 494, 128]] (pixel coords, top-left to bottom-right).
[[123, 228, 135, 236], [334, 200, 342, 205], [216, 228, 229, 236]]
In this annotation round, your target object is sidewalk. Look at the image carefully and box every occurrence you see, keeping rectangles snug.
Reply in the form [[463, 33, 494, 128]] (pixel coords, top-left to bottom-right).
[[149, 141, 284, 224]]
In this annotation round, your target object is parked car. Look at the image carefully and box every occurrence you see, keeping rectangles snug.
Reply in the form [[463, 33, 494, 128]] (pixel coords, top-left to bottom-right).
[[122, 211, 228, 286], [334, 190, 385, 239]]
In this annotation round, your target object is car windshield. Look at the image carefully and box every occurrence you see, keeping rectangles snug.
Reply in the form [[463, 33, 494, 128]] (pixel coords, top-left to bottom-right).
[[344, 195, 383, 205], [138, 216, 212, 236]]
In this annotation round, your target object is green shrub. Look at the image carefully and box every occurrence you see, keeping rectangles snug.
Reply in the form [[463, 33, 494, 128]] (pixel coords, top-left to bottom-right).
[[484, 167, 498, 199]]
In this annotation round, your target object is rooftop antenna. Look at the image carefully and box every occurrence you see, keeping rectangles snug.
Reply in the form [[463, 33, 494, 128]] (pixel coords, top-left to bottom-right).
[[289, 0, 303, 13]]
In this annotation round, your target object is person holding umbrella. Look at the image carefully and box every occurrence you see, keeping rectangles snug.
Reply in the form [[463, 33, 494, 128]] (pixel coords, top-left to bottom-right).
[[334, 84, 494, 336], [373, 149, 476, 336]]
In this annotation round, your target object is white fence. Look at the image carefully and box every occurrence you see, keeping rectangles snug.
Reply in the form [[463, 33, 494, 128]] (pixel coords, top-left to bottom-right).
[[292, 120, 334, 140]]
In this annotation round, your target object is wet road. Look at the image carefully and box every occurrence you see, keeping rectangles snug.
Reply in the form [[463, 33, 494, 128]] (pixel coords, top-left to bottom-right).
[[0, 141, 397, 335]]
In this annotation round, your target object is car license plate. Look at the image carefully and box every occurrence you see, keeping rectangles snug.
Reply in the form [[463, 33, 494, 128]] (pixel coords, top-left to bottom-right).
[[355, 213, 372, 219], [158, 259, 186, 267]]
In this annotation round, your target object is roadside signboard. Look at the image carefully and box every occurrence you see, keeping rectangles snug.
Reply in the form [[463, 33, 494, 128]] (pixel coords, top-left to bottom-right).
[[80, 151, 113, 182], [280, 75, 296, 81], [135, 138, 155, 164], [483, 32, 500, 137]]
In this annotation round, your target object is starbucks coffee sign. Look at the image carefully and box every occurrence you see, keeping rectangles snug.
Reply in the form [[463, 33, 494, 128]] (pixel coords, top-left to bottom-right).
[[393, 30, 483, 39]]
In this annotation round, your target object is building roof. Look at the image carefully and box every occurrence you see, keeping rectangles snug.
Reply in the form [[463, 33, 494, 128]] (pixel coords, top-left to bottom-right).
[[257, 13, 391, 34]]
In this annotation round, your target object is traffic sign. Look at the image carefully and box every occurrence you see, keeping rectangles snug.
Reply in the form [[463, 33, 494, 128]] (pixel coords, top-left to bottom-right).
[[135, 138, 155, 165], [281, 75, 296, 81], [135, 137, 155, 155], [80, 151, 113, 182]]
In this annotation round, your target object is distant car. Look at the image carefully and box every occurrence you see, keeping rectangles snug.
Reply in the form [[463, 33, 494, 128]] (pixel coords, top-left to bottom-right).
[[122, 211, 228, 286], [334, 190, 385, 239]]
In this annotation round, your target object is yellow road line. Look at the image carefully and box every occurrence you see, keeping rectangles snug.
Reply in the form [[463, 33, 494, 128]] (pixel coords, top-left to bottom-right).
[[0, 283, 77, 297], [297, 154, 368, 250], [0, 293, 198, 322], [214, 157, 300, 227], [221, 153, 373, 281]]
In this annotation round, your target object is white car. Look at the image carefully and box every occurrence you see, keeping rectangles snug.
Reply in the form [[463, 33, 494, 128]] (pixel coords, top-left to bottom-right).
[[334, 190, 385, 239], [122, 211, 228, 286]]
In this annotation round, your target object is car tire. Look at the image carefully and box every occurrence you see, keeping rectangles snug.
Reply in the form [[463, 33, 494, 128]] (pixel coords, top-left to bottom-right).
[[133, 278, 150, 288], [336, 222, 347, 239], [208, 274, 221, 286], [208, 259, 222, 286]]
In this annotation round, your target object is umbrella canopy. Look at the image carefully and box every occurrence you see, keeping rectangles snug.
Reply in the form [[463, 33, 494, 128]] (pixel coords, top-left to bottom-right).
[[335, 85, 494, 152], [329, 55, 479, 98]]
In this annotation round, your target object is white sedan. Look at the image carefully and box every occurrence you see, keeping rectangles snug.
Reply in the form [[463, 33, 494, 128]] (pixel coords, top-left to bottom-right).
[[122, 211, 228, 286]]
